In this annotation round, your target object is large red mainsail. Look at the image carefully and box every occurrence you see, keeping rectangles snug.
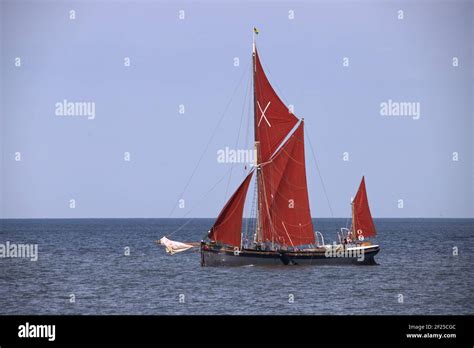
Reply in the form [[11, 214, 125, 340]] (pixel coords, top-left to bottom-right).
[[259, 122, 315, 246], [352, 176, 376, 238], [254, 49, 298, 162], [208, 171, 254, 247]]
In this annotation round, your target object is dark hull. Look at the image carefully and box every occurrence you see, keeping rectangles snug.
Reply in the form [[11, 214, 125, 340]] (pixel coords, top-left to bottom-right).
[[201, 244, 380, 267]]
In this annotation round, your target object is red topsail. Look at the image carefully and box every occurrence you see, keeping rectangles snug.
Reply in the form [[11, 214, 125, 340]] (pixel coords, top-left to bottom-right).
[[352, 176, 376, 238], [208, 171, 254, 247], [254, 49, 298, 162]]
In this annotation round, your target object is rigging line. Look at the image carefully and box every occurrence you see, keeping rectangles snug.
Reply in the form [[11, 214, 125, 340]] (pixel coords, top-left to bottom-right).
[[258, 48, 290, 106], [208, 173, 254, 227], [305, 127, 335, 218], [345, 204, 351, 230], [166, 165, 235, 237], [205, 170, 255, 230], [264, 119, 301, 163], [281, 222, 295, 247], [270, 210, 313, 228], [249, 177, 258, 243], [247, 178, 258, 241], [258, 168, 278, 244], [167, 60, 251, 218], [244, 173, 256, 239], [223, 68, 252, 204]]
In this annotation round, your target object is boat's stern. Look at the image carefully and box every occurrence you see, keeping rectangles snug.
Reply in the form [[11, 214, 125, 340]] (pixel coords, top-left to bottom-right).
[[355, 244, 380, 265]]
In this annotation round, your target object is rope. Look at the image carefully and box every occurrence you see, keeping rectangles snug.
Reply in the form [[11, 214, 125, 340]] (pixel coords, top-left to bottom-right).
[[244, 177, 258, 244], [258, 167, 279, 244], [305, 127, 335, 218], [167, 60, 251, 218], [208, 171, 254, 228], [166, 166, 235, 237], [223, 68, 252, 203]]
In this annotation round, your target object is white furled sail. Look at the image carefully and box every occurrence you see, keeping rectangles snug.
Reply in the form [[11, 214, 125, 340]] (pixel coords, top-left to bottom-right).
[[158, 237, 194, 255]]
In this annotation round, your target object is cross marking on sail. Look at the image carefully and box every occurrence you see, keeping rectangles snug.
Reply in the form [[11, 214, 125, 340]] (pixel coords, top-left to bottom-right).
[[257, 101, 271, 127]]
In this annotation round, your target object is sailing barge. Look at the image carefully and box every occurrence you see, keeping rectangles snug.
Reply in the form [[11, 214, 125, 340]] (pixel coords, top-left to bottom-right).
[[199, 32, 379, 266], [160, 31, 380, 266]]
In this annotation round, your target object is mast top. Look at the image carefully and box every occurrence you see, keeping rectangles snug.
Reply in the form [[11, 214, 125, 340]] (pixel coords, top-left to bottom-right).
[[253, 27, 259, 53]]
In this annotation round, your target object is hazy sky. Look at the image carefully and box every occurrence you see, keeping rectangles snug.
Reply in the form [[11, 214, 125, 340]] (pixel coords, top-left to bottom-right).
[[1, 0, 472, 218]]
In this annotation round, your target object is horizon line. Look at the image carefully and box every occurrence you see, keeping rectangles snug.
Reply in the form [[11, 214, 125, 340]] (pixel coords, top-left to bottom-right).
[[0, 217, 472, 220]]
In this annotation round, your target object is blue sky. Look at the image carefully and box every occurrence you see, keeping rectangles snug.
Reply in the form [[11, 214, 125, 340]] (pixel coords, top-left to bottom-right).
[[1, 0, 472, 218]]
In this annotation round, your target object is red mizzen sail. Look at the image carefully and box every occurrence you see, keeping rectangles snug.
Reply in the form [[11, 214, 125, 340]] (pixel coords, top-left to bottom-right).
[[352, 176, 376, 238], [259, 122, 315, 246], [208, 171, 254, 247], [254, 49, 298, 162]]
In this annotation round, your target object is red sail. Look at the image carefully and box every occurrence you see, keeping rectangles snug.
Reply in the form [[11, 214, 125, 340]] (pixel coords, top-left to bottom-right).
[[254, 49, 298, 162], [259, 122, 315, 246], [352, 176, 376, 238], [208, 171, 254, 247]]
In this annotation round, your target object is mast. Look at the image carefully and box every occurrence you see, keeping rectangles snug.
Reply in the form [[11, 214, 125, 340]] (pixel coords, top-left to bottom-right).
[[252, 28, 262, 244]]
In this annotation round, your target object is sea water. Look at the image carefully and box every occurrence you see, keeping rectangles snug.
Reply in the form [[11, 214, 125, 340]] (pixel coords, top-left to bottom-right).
[[0, 218, 472, 315]]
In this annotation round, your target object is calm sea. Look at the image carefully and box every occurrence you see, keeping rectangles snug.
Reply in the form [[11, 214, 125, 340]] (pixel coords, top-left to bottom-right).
[[0, 218, 472, 315]]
